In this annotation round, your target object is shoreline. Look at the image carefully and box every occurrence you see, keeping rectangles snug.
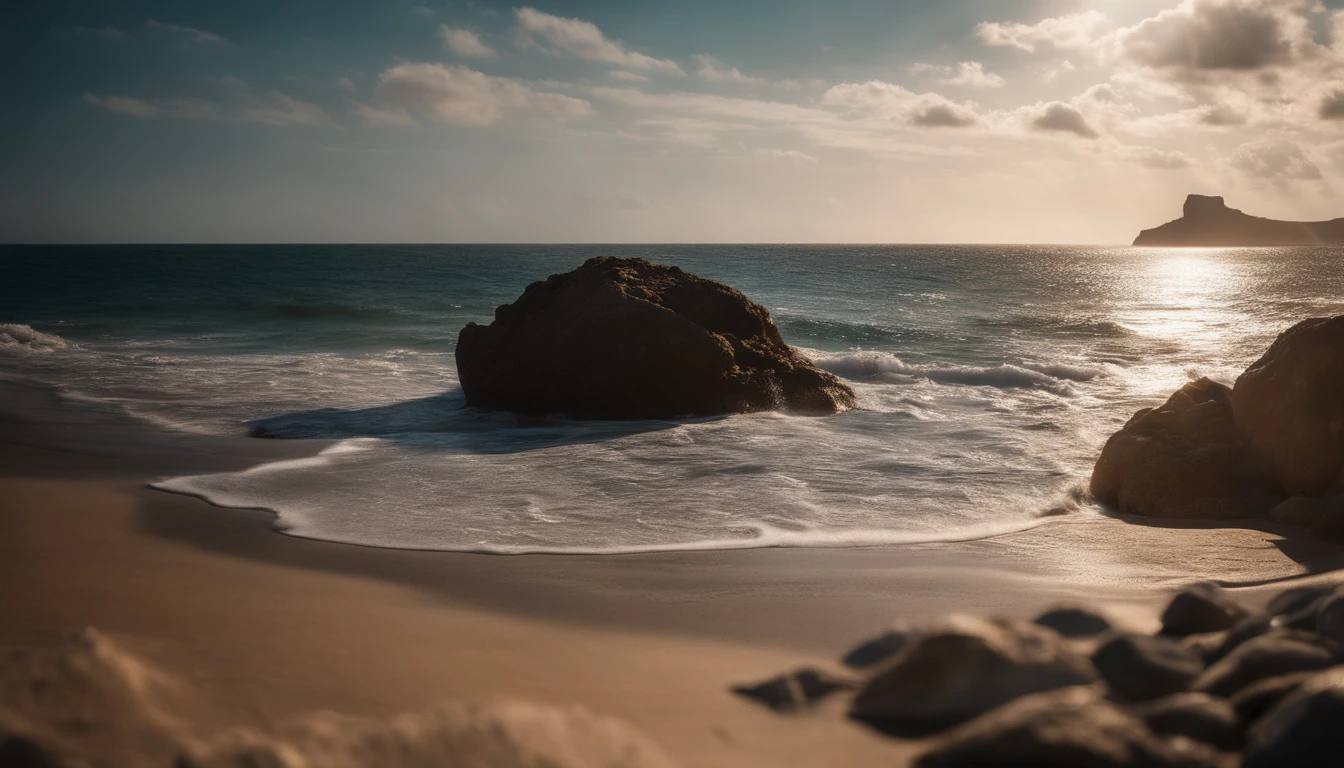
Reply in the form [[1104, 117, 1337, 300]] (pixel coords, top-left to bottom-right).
[[4, 377, 1344, 765]]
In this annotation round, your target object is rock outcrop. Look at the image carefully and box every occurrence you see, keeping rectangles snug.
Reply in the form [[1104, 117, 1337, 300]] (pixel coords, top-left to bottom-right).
[[1089, 315, 1344, 533], [1232, 316, 1344, 497], [1089, 378, 1281, 520], [1135, 195, 1344, 247], [455, 257, 857, 419]]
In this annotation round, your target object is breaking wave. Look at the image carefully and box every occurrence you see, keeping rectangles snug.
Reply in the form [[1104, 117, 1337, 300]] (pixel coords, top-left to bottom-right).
[[0, 324, 67, 352], [803, 349, 1105, 394]]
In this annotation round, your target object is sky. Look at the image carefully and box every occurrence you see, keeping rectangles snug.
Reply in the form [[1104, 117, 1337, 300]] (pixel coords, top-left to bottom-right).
[[5, 0, 1344, 243]]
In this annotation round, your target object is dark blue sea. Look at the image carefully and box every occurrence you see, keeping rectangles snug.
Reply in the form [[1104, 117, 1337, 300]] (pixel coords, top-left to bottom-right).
[[3, 244, 1341, 553]]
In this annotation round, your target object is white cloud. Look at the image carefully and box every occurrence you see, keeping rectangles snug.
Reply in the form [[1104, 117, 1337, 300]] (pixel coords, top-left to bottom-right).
[[976, 11, 1111, 53], [439, 25, 497, 58], [145, 19, 229, 45], [1231, 138, 1323, 180], [513, 7, 683, 74], [912, 61, 1005, 89], [608, 70, 649, 83], [754, 148, 818, 163], [371, 62, 593, 126], [240, 92, 336, 127], [336, 77, 359, 94], [693, 55, 766, 85], [822, 81, 982, 129]]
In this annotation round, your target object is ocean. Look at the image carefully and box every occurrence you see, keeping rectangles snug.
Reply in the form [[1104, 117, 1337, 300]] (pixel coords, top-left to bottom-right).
[[3, 244, 1341, 554]]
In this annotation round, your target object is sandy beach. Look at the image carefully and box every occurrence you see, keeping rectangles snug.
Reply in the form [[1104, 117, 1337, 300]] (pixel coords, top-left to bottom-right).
[[3, 380, 1344, 766]]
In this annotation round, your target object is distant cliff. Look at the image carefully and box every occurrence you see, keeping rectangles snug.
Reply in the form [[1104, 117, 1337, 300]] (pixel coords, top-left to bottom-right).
[[1134, 195, 1344, 246]]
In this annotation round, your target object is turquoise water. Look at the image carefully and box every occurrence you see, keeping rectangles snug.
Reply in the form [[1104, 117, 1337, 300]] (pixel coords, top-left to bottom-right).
[[2, 245, 1341, 553]]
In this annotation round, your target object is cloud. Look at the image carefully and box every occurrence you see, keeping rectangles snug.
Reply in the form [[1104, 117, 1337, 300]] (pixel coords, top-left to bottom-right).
[[513, 7, 682, 73], [912, 61, 1005, 89], [439, 25, 497, 58], [1231, 138, 1322, 180], [693, 55, 765, 85], [1030, 102, 1100, 138], [975, 11, 1111, 53], [1320, 89, 1344, 120], [336, 77, 359, 94], [239, 93, 336, 127], [1118, 0, 1306, 73], [910, 102, 979, 128], [82, 94, 219, 120], [754, 148, 818, 163], [822, 81, 981, 129], [608, 70, 649, 83], [1113, 144, 1194, 169], [1200, 103, 1247, 125], [84, 91, 331, 127], [145, 19, 229, 45], [69, 26, 127, 40], [371, 62, 592, 126]]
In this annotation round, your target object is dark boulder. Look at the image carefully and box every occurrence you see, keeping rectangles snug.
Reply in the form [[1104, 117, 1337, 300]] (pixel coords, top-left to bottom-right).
[[455, 257, 857, 419], [1193, 632, 1339, 697], [1229, 671, 1315, 724], [1132, 693, 1242, 751], [915, 687, 1222, 768], [1033, 606, 1113, 638], [1093, 634, 1204, 702], [1232, 316, 1344, 497], [1159, 585, 1250, 638], [1245, 666, 1344, 768], [851, 616, 1098, 733], [1314, 494, 1344, 541], [1317, 589, 1344, 643], [1089, 378, 1280, 520], [1270, 496, 1327, 527], [731, 668, 858, 712], [840, 624, 918, 670]]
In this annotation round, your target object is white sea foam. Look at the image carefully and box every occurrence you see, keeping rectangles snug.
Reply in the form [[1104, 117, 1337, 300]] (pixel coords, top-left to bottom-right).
[[801, 348, 1097, 395], [0, 323, 67, 352]]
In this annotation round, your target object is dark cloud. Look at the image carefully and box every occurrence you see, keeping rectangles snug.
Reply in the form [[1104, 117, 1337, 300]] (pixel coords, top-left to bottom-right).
[[1030, 102, 1099, 138], [1199, 104, 1246, 126], [1320, 90, 1344, 120], [1122, 0, 1295, 73], [910, 103, 978, 128]]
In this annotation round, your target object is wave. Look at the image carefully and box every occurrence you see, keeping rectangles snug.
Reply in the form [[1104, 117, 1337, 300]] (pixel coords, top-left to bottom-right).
[[802, 349, 1104, 394], [974, 315, 1137, 339], [262, 303, 406, 320], [0, 324, 67, 352], [776, 316, 938, 345]]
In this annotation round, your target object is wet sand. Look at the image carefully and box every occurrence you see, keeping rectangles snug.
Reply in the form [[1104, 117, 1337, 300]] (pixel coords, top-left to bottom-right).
[[3, 380, 1343, 766]]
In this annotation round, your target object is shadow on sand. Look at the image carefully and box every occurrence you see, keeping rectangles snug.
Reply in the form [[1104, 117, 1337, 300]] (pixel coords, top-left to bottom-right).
[[246, 388, 723, 455]]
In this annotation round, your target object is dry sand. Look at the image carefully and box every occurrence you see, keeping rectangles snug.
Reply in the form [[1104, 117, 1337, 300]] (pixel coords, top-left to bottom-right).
[[3, 384, 1344, 766]]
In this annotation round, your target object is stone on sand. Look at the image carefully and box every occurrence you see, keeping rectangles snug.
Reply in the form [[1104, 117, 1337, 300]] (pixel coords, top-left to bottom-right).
[[1093, 633, 1204, 702], [914, 687, 1221, 768], [851, 616, 1098, 731], [1245, 666, 1344, 768]]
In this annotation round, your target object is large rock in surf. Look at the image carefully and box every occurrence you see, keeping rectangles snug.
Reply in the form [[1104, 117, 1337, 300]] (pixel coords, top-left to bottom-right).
[[1231, 316, 1344, 498], [455, 257, 857, 419], [1089, 377, 1281, 520], [1134, 194, 1344, 247]]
